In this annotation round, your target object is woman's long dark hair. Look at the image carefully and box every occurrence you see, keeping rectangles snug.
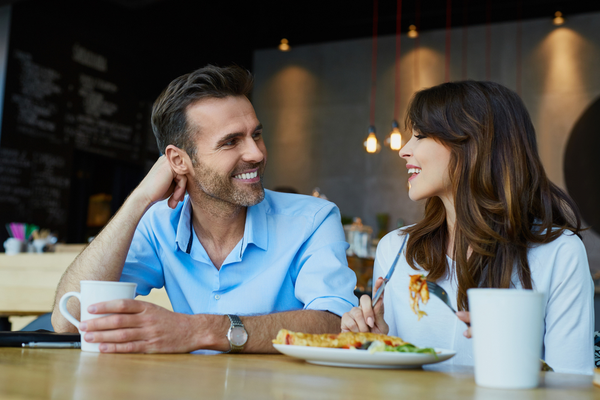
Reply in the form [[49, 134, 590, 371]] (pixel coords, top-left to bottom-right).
[[403, 81, 583, 311]]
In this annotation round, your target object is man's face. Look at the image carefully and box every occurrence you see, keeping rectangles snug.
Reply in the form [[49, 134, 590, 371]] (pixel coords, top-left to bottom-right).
[[185, 96, 267, 207]]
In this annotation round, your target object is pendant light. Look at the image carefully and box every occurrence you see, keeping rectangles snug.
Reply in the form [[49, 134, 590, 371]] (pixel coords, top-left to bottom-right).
[[553, 11, 564, 26], [364, 0, 380, 153], [365, 125, 381, 153], [386, 0, 403, 151], [386, 121, 402, 151], [408, 25, 418, 38], [278, 38, 291, 52]]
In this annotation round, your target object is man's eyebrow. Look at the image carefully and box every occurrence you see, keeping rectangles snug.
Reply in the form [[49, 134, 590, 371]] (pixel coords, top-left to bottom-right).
[[216, 124, 263, 146], [217, 132, 244, 145]]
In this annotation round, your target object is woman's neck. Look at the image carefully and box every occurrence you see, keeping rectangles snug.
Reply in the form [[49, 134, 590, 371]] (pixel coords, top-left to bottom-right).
[[440, 194, 456, 257]]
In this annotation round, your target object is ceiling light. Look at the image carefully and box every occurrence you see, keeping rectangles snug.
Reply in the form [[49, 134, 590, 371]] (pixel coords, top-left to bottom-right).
[[385, 120, 402, 151], [408, 25, 418, 39], [364, 125, 381, 154], [553, 11, 564, 26], [278, 38, 291, 52]]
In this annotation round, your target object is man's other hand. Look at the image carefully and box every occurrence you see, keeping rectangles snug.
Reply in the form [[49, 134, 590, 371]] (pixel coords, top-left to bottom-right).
[[138, 155, 187, 210]]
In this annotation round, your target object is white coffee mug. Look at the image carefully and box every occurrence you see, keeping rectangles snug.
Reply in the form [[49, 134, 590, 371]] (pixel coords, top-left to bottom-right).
[[3, 238, 24, 255], [59, 280, 137, 352], [468, 289, 545, 389]]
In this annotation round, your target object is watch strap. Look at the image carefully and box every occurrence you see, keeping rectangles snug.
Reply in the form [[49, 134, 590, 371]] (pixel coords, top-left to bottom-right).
[[227, 314, 243, 328]]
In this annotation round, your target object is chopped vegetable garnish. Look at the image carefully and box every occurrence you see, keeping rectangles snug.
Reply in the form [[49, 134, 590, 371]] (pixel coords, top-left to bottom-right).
[[367, 340, 437, 358]]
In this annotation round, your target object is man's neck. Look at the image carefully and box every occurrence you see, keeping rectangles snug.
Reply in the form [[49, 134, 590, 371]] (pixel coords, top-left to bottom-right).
[[189, 192, 247, 269]]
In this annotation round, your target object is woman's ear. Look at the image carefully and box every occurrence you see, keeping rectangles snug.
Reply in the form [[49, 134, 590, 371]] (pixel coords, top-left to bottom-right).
[[164, 145, 193, 175]]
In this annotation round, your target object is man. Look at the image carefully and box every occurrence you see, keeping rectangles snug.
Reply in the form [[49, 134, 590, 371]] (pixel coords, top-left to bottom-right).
[[51, 65, 357, 353]]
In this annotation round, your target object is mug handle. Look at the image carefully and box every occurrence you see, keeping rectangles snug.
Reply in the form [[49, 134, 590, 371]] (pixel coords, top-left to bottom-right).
[[59, 291, 82, 330]]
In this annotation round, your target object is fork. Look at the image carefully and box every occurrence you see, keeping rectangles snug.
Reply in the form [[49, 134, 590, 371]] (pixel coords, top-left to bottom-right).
[[371, 234, 408, 307], [426, 281, 470, 327]]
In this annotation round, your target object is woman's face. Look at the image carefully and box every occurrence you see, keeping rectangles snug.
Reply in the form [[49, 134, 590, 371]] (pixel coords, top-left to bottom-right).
[[399, 129, 452, 203]]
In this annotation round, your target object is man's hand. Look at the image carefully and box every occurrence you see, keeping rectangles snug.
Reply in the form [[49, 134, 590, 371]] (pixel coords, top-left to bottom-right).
[[341, 277, 388, 334], [137, 155, 188, 210], [79, 299, 225, 353], [50, 155, 190, 334]]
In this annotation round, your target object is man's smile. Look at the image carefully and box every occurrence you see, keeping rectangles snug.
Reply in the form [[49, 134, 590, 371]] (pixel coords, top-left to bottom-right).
[[232, 168, 260, 182]]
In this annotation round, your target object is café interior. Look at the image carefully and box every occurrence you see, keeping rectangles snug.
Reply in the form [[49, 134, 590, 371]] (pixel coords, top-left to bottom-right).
[[1, 0, 600, 398]]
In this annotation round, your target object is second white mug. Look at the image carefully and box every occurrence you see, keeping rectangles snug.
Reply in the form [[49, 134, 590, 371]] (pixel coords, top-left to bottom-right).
[[468, 288, 545, 389], [59, 280, 137, 352]]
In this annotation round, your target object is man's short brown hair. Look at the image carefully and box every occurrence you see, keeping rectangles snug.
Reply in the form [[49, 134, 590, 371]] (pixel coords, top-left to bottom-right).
[[151, 65, 254, 158]]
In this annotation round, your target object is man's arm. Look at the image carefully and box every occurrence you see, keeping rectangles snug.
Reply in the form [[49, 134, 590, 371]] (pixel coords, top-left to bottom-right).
[[75, 299, 341, 353], [241, 310, 341, 353], [51, 156, 187, 333]]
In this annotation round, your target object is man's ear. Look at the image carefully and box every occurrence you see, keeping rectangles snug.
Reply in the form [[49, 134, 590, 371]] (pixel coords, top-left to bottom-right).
[[164, 145, 193, 175]]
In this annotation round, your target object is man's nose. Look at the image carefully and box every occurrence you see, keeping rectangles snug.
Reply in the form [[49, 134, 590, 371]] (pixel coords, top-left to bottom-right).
[[242, 138, 264, 163]]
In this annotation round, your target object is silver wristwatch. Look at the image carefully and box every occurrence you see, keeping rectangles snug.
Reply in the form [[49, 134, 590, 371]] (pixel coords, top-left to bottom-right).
[[226, 314, 248, 353]]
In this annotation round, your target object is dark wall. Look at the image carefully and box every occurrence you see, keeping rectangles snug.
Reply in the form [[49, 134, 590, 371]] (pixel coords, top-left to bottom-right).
[[0, 0, 153, 244], [565, 96, 600, 236], [0, 0, 263, 246]]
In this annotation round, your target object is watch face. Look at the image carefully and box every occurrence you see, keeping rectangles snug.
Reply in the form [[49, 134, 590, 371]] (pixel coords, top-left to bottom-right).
[[229, 326, 248, 346]]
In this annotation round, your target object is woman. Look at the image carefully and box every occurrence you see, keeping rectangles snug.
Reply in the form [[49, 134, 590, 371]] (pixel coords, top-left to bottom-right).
[[341, 81, 594, 375]]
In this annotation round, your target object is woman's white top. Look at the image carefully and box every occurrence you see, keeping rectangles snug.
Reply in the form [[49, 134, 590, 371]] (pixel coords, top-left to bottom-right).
[[375, 227, 595, 375]]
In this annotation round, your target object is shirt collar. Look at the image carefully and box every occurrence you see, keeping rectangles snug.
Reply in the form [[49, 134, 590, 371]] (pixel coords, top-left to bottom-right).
[[174, 195, 269, 255], [242, 199, 268, 253], [175, 195, 194, 254]]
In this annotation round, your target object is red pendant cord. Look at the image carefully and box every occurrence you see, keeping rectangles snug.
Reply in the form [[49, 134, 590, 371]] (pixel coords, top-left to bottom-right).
[[414, 0, 421, 89], [370, 0, 379, 126], [394, 0, 403, 120], [445, 0, 452, 82], [462, 0, 468, 80], [516, 0, 522, 94], [485, 0, 491, 80]]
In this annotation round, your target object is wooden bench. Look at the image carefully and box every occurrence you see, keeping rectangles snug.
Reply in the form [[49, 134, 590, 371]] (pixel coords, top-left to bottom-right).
[[0, 252, 172, 330]]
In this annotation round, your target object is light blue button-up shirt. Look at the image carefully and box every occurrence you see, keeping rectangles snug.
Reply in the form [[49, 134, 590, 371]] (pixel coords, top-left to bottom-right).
[[121, 190, 358, 317]]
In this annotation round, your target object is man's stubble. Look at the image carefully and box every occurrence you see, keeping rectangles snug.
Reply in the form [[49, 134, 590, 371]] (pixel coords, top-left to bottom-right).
[[191, 158, 266, 209]]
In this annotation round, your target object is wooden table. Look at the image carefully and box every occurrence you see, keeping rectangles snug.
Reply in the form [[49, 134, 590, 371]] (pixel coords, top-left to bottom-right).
[[0, 348, 595, 400]]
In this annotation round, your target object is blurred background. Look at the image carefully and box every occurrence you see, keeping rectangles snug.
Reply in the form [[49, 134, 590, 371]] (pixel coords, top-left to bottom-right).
[[0, 0, 599, 281]]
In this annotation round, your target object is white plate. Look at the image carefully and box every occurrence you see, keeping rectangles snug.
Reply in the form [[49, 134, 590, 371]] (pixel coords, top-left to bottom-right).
[[273, 344, 456, 369]]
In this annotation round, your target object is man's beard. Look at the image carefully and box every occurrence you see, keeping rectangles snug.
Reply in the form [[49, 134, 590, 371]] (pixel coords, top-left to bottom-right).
[[191, 159, 265, 207]]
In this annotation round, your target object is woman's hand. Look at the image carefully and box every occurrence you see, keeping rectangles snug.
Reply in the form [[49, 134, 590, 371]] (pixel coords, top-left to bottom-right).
[[341, 277, 389, 334], [456, 311, 472, 338]]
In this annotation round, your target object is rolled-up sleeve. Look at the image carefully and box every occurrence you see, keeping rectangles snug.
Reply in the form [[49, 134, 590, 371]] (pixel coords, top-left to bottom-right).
[[293, 203, 358, 316], [120, 216, 165, 296]]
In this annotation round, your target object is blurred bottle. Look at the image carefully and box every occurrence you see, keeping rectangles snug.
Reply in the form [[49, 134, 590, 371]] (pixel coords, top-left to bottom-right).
[[343, 217, 373, 258], [311, 187, 328, 200]]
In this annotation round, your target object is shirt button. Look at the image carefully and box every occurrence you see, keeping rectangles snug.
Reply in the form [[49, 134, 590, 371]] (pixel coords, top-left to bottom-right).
[[214, 295, 221, 300]]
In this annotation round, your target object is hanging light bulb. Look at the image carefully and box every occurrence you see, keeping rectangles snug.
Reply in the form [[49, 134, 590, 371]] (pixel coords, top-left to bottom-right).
[[553, 11, 564, 26], [364, 125, 380, 154], [385, 120, 402, 151], [278, 38, 291, 52], [408, 24, 418, 39]]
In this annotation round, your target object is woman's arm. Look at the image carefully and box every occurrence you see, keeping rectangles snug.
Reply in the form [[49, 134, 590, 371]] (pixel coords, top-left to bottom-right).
[[538, 234, 594, 375]]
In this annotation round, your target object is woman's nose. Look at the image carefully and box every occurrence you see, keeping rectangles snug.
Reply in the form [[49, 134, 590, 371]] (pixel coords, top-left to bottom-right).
[[399, 139, 412, 158]]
